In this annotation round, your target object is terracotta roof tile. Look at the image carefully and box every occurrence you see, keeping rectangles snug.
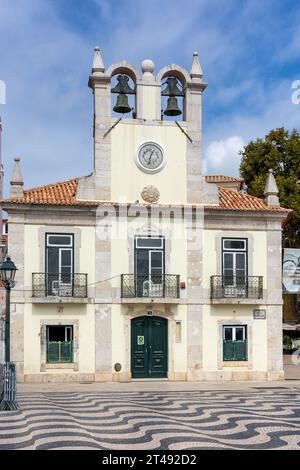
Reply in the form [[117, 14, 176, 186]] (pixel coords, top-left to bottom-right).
[[216, 187, 289, 213], [4, 178, 81, 206], [205, 175, 243, 183], [0, 177, 291, 214]]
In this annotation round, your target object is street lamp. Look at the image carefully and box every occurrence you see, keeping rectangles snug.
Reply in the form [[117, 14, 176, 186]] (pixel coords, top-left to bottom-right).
[[0, 255, 17, 362], [0, 255, 19, 410]]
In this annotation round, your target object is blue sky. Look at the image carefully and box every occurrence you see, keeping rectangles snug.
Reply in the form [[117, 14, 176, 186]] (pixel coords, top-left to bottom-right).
[[0, 0, 300, 196]]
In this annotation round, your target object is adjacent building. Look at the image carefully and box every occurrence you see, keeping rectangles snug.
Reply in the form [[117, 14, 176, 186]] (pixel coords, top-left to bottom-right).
[[0, 117, 7, 363], [0, 50, 290, 382]]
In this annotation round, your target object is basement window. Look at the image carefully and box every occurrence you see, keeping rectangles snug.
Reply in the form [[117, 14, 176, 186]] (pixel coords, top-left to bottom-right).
[[46, 325, 73, 363], [223, 325, 247, 361]]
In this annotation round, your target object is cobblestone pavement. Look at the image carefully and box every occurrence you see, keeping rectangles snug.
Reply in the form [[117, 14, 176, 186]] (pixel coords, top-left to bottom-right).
[[1, 387, 300, 450]]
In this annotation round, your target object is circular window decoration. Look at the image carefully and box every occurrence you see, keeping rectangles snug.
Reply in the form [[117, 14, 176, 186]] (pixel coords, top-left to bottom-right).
[[135, 142, 166, 174]]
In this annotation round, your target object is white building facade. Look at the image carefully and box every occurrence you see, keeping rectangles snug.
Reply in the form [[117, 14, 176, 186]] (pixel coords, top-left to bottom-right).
[[1, 50, 289, 383]]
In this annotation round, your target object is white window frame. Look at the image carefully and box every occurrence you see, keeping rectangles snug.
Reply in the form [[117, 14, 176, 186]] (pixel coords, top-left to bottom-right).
[[58, 248, 73, 287], [223, 325, 246, 341], [222, 238, 247, 252], [46, 234, 74, 273], [135, 236, 164, 250], [46, 234, 74, 295], [149, 250, 164, 276], [222, 252, 247, 275], [222, 238, 247, 291], [47, 234, 73, 247]]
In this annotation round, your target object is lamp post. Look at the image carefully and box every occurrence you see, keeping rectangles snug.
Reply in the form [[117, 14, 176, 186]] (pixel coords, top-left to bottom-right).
[[0, 255, 19, 410], [0, 255, 17, 362]]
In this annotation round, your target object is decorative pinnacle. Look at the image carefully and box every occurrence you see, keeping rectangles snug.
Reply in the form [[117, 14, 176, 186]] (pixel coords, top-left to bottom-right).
[[190, 50, 203, 79], [264, 168, 279, 206], [264, 168, 279, 194], [92, 45, 105, 73], [9, 156, 24, 198]]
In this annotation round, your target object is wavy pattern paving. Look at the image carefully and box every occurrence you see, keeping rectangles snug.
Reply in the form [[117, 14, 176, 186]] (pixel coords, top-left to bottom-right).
[[0, 388, 300, 450]]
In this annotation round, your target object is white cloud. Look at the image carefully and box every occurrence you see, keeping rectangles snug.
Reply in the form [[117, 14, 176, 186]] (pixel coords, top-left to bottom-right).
[[204, 136, 245, 176], [203, 78, 300, 176]]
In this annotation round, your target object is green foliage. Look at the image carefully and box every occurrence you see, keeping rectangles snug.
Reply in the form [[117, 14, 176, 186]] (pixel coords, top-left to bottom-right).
[[240, 128, 300, 247], [283, 335, 292, 346]]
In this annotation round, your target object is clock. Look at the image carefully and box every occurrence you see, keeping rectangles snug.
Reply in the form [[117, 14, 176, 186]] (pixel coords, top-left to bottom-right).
[[135, 142, 165, 173]]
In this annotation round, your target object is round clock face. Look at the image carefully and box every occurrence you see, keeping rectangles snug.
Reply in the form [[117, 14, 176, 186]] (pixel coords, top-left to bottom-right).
[[136, 142, 165, 173]]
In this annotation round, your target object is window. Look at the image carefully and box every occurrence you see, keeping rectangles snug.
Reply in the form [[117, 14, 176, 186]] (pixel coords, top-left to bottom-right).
[[47, 235, 73, 246], [222, 238, 247, 290], [46, 325, 73, 363], [46, 234, 74, 295], [223, 239, 246, 251], [135, 237, 164, 249], [134, 237, 165, 296], [223, 325, 247, 361]]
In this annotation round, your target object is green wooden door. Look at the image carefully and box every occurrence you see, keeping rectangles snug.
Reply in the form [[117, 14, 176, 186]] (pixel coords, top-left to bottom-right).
[[131, 316, 168, 378]]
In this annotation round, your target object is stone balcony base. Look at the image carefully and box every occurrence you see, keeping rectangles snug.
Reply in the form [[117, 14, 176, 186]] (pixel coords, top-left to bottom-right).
[[121, 297, 181, 304]]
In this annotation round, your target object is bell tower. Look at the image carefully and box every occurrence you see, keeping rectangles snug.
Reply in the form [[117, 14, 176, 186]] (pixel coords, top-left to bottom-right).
[[77, 48, 213, 205]]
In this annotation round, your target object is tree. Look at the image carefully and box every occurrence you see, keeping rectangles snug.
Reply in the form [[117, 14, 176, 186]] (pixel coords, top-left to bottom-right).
[[240, 127, 300, 247]]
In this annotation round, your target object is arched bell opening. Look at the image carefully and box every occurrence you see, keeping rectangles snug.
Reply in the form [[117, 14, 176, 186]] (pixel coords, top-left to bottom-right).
[[111, 68, 137, 119], [160, 72, 186, 122]]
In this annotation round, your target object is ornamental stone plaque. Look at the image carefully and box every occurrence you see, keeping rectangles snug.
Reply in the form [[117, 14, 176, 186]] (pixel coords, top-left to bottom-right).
[[253, 309, 266, 319], [141, 185, 160, 203]]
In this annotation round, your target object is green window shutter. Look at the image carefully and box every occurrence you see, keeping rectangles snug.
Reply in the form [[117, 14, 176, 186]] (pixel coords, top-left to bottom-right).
[[47, 342, 59, 363], [223, 340, 235, 361], [223, 340, 247, 361], [235, 340, 247, 361], [47, 341, 73, 363], [60, 341, 73, 363]]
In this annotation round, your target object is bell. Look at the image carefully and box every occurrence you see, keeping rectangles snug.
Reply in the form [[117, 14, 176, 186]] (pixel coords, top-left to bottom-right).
[[113, 93, 132, 114], [164, 96, 182, 116]]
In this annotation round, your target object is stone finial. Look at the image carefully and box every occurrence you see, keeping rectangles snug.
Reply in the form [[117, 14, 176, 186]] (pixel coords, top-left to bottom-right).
[[264, 169, 279, 206], [141, 59, 155, 82], [9, 157, 24, 198], [92, 46, 105, 73], [190, 51, 203, 80]]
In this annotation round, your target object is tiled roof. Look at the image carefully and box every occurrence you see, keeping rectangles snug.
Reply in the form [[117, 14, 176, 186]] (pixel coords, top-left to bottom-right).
[[4, 178, 81, 206], [217, 187, 290, 213], [0, 177, 290, 213], [205, 175, 243, 183]]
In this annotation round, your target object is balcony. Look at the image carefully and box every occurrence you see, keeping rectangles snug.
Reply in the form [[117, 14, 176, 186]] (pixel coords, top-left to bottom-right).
[[32, 273, 88, 300], [121, 274, 180, 301], [210, 276, 263, 303]]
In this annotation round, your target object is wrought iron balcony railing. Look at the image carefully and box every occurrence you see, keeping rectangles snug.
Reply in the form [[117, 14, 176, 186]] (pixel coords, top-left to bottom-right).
[[210, 276, 263, 299], [121, 274, 180, 299], [32, 273, 88, 298]]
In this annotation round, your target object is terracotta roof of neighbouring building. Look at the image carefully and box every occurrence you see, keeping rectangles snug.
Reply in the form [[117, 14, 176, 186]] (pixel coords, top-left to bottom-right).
[[217, 187, 289, 212], [0, 177, 291, 214], [205, 175, 244, 183], [4, 178, 81, 206]]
